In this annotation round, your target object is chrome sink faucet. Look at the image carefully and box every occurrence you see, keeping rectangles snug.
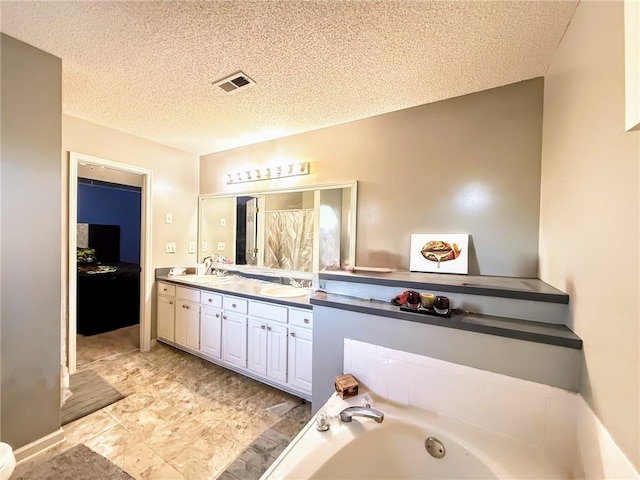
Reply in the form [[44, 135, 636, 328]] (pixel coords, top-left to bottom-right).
[[289, 278, 304, 288], [339, 406, 384, 423]]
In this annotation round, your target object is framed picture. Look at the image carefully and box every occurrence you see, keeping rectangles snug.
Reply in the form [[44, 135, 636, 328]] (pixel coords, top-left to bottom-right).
[[625, 0, 640, 132], [409, 234, 469, 274]]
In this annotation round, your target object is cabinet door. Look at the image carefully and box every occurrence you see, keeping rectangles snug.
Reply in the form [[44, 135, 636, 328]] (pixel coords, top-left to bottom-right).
[[247, 318, 267, 376], [200, 306, 222, 358], [157, 295, 175, 341], [288, 327, 312, 393], [266, 323, 288, 383], [222, 312, 247, 367], [185, 302, 200, 350], [175, 300, 189, 347]]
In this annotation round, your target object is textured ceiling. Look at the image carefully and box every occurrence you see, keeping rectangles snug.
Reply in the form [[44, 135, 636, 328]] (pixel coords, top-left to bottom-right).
[[0, 1, 577, 155]]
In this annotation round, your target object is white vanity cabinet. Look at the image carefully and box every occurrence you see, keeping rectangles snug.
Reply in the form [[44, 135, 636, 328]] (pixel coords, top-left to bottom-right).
[[156, 280, 313, 399], [287, 309, 313, 393], [157, 282, 176, 342], [175, 287, 201, 350], [247, 317, 288, 383], [248, 300, 289, 383], [221, 295, 248, 367], [200, 291, 223, 359], [222, 311, 247, 367]]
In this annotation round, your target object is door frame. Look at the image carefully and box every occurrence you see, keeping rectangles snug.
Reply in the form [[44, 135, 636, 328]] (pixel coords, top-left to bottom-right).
[[68, 151, 153, 373]]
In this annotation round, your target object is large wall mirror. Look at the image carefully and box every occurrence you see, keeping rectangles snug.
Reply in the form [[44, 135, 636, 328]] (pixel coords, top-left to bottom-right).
[[198, 181, 357, 274]]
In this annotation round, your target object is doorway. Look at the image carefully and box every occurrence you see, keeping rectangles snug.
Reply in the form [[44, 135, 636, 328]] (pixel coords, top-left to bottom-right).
[[68, 152, 152, 374]]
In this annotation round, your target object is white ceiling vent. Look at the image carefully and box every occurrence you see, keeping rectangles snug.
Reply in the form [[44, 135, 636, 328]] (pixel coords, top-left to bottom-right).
[[212, 71, 256, 94]]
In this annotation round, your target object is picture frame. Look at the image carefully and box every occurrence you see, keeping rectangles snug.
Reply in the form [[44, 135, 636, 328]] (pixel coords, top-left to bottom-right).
[[625, 0, 640, 132], [409, 233, 469, 274]]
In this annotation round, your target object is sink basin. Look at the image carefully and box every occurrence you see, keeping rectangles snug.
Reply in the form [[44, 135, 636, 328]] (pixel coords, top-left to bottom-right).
[[172, 275, 231, 284], [260, 286, 309, 298]]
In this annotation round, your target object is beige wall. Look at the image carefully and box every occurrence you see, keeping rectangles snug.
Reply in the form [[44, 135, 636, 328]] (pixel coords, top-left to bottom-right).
[[539, 1, 640, 469], [63, 115, 200, 267], [62, 115, 200, 337], [201, 79, 544, 277]]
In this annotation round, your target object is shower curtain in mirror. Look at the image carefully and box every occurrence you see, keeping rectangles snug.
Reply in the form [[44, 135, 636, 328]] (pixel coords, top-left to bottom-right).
[[265, 209, 314, 272]]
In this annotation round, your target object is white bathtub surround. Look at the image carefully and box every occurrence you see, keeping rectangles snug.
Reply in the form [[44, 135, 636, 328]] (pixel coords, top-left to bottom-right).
[[576, 395, 639, 479], [344, 338, 578, 475], [263, 393, 567, 479]]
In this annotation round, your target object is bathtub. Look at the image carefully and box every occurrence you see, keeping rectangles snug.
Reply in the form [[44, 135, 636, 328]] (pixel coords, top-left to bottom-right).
[[262, 393, 571, 479]]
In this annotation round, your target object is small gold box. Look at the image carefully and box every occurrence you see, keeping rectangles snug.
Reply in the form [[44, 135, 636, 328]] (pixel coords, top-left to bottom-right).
[[334, 373, 359, 399]]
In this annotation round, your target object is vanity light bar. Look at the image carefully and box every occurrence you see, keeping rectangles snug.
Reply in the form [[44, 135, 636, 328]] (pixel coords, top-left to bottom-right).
[[225, 162, 310, 184]]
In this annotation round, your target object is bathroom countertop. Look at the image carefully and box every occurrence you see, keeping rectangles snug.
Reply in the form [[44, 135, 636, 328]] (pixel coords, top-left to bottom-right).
[[310, 292, 582, 349], [157, 275, 312, 309], [319, 270, 569, 304]]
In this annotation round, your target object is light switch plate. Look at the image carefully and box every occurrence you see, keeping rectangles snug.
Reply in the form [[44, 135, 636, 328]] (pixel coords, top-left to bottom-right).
[[165, 213, 173, 224], [217, 242, 225, 251], [165, 242, 176, 253], [202, 241, 208, 252], [220, 217, 227, 227], [188, 242, 196, 254]]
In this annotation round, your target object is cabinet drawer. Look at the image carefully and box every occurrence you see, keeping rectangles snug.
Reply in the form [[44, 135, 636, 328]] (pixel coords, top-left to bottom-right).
[[158, 282, 176, 297], [201, 291, 223, 309], [176, 286, 201, 303], [224, 295, 248, 314], [289, 308, 313, 328], [249, 300, 288, 324]]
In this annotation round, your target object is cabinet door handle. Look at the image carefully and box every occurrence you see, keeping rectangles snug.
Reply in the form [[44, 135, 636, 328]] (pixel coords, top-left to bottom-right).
[[260, 324, 266, 330], [163, 288, 167, 292], [290, 331, 296, 337], [169, 301, 173, 305], [215, 313, 220, 318], [232, 303, 237, 308], [208, 298, 212, 303], [222, 315, 227, 320], [304, 318, 310, 324], [267, 326, 272, 331], [185, 305, 190, 310]]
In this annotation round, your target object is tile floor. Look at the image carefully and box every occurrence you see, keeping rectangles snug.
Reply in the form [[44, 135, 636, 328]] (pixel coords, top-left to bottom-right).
[[14, 329, 311, 480]]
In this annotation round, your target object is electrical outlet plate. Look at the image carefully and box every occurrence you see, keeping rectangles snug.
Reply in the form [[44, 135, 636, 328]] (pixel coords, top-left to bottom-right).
[[165, 213, 173, 224], [165, 242, 176, 253], [188, 242, 196, 254], [202, 241, 208, 252], [217, 242, 225, 251], [220, 217, 226, 227]]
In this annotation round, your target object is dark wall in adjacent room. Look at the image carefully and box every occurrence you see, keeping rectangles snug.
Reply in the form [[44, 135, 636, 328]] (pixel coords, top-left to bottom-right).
[[78, 179, 141, 263]]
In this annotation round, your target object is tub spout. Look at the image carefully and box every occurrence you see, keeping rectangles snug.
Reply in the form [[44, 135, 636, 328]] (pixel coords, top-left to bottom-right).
[[339, 406, 384, 423]]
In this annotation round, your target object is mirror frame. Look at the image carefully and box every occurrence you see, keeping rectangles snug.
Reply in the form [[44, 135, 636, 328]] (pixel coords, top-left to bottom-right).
[[198, 181, 358, 273]]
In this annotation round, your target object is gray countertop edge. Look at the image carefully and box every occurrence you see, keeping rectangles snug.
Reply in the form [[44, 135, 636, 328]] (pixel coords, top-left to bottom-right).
[[157, 276, 313, 310], [319, 272, 569, 304], [310, 294, 582, 350]]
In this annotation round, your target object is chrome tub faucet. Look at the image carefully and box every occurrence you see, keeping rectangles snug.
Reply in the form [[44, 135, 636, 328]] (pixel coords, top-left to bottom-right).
[[339, 406, 384, 423]]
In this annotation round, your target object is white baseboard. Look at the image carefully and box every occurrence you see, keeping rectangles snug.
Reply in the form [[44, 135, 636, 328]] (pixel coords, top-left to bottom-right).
[[576, 396, 639, 479], [14, 428, 66, 463]]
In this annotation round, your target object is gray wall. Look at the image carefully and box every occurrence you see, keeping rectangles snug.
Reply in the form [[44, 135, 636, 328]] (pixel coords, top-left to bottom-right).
[[201, 78, 544, 277], [1, 34, 62, 448], [312, 305, 580, 411]]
